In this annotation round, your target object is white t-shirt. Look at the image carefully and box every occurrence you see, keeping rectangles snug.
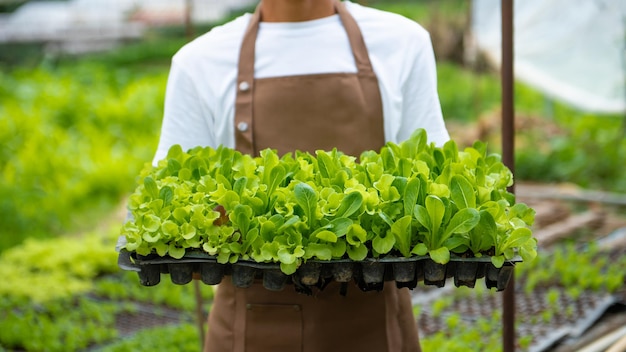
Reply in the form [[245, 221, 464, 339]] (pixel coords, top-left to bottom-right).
[[153, 1, 449, 164]]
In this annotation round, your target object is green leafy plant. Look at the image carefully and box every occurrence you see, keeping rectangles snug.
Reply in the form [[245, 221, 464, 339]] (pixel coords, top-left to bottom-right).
[[0, 65, 165, 251], [0, 233, 119, 302], [518, 241, 626, 295], [0, 232, 122, 351], [98, 323, 200, 352], [0, 296, 121, 352], [0, 227, 215, 351], [121, 129, 537, 273]]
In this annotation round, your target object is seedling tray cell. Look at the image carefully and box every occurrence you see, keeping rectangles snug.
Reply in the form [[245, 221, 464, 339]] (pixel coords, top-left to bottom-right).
[[392, 261, 417, 283], [423, 260, 447, 287], [330, 261, 354, 282], [485, 263, 515, 291], [453, 261, 480, 288], [231, 265, 256, 288], [117, 246, 520, 293], [295, 262, 321, 286], [200, 262, 225, 285], [169, 263, 193, 285]]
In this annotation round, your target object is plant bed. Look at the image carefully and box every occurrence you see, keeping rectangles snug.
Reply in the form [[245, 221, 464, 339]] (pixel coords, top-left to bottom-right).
[[118, 129, 536, 294]]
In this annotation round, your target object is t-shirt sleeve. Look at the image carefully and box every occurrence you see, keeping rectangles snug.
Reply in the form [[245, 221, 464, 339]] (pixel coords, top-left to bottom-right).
[[397, 32, 450, 147], [152, 60, 214, 165]]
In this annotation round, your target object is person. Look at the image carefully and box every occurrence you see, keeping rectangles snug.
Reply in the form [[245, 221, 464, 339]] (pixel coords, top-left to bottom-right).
[[153, 1, 450, 351]]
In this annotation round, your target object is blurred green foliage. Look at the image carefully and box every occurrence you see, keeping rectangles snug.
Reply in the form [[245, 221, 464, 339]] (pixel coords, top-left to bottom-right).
[[0, 232, 121, 350], [514, 95, 626, 192], [418, 240, 626, 351], [0, 230, 213, 351], [518, 241, 626, 294], [0, 233, 119, 302], [0, 65, 165, 251], [421, 310, 506, 352], [437, 62, 501, 122], [96, 324, 201, 352], [0, 296, 122, 351], [95, 271, 214, 312]]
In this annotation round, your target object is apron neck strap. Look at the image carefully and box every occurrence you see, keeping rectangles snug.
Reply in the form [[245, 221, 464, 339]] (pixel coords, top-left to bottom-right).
[[237, 0, 374, 85], [237, 3, 261, 89], [333, 0, 374, 74]]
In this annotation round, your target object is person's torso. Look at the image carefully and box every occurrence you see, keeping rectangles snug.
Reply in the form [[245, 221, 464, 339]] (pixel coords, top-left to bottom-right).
[[170, 1, 433, 149], [232, 0, 384, 156]]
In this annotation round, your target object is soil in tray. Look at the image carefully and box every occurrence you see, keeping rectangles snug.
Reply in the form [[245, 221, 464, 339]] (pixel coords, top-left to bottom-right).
[[200, 262, 225, 285], [351, 264, 382, 292], [454, 261, 479, 288], [138, 265, 161, 286], [263, 269, 289, 291], [361, 262, 386, 284], [359, 262, 387, 291], [295, 262, 321, 286], [330, 262, 354, 282], [168, 263, 194, 285], [232, 265, 257, 288], [485, 263, 514, 291], [392, 261, 417, 283], [423, 260, 446, 287]]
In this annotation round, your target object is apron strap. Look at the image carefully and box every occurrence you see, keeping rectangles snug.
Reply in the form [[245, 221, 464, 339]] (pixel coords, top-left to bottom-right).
[[234, 0, 377, 155], [233, 4, 261, 155], [333, 0, 375, 74]]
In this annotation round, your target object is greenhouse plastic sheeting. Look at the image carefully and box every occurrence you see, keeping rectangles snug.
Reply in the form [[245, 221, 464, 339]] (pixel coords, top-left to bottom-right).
[[471, 0, 626, 114], [0, 0, 256, 43]]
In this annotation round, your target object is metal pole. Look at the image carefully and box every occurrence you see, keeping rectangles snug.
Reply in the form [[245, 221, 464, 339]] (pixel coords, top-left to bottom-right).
[[185, 0, 195, 40], [618, 16, 626, 139], [194, 280, 206, 350], [501, 1, 516, 352]]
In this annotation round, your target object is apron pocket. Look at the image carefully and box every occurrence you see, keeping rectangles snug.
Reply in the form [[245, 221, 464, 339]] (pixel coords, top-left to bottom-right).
[[245, 303, 303, 352]]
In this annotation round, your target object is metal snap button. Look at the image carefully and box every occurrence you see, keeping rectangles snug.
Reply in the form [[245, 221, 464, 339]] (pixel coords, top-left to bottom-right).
[[239, 81, 250, 92], [237, 121, 249, 132]]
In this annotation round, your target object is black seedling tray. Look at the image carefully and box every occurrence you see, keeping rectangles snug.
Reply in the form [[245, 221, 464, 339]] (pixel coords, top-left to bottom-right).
[[117, 240, 519, 293]]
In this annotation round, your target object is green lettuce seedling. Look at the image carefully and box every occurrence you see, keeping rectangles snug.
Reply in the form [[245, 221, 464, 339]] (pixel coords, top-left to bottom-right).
[[121, 128, 537, 274]]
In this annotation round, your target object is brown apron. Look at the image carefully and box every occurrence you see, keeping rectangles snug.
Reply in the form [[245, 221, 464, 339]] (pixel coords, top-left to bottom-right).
[[205, 1, 421, 351]]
